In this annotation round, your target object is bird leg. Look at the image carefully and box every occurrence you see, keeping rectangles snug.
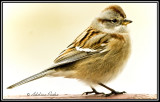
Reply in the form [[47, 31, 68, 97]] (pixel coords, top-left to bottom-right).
[[82, 87, 105, 95], [98, 83, 126, 97]]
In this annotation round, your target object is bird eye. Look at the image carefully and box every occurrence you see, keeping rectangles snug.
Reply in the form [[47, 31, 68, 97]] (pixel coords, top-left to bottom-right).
[[111, 19, 117, 23]]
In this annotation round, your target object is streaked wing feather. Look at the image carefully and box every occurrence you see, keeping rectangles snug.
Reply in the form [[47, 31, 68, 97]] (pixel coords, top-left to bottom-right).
[[51, 28, 110, 68], [54, 48, 96, 63], [47, 48, 97, 70]]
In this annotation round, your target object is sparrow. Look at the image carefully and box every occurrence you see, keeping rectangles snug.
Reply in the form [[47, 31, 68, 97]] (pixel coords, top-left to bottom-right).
[[7, 5, 132, 96]]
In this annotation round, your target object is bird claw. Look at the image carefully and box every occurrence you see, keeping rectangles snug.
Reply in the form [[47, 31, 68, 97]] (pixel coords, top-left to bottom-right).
[[82, 91, 105, 96], [113, 91, 126, 94], [82, 92, 90, 95], [105, 91, 126, 97]]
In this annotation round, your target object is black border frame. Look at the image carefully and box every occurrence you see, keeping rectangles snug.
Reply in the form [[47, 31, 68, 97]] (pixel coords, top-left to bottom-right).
[[1, 1, 159, 101]]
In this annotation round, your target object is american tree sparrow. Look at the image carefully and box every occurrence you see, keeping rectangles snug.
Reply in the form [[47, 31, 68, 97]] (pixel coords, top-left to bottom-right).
[[7, 5, 132, 96]]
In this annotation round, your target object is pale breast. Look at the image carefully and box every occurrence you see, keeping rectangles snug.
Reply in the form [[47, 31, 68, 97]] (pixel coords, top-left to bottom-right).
[[74, 34, 131, 85]]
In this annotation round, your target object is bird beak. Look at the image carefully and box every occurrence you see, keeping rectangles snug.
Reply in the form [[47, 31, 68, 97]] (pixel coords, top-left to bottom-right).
[[122, 19, 132, 25]]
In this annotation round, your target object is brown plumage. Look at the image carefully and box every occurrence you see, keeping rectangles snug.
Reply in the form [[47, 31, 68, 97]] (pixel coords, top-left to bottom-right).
[[7, 5, 132, 96], [103, 5, 126, 18]]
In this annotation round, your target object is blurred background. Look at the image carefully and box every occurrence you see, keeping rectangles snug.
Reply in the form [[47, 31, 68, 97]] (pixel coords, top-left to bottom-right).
[[3, 3, 157, 96]]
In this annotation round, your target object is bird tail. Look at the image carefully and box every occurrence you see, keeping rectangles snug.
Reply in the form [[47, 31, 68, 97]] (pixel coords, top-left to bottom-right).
[[7, 69, 51, 89]]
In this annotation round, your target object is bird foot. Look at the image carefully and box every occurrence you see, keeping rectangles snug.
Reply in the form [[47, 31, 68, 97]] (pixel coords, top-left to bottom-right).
[[82, 91, 105, 96], [105, 91, 126, 97]]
